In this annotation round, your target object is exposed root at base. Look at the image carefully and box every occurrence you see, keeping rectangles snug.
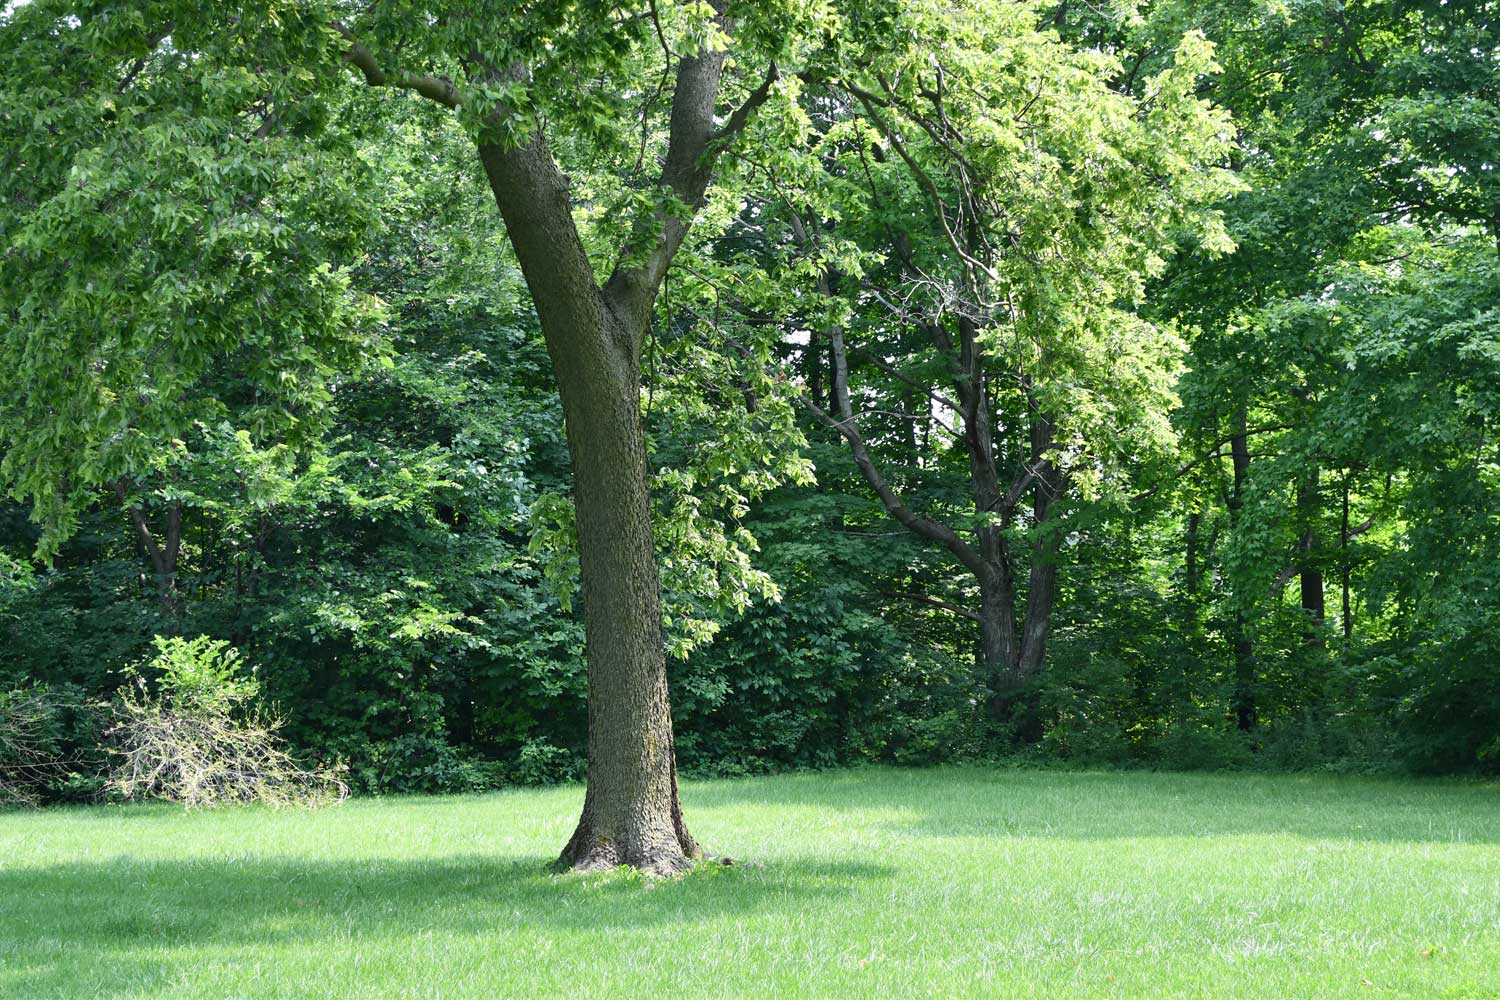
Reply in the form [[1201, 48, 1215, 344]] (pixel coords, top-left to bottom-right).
[[551, 842, 746, 878], [554, 838, 701, 878]]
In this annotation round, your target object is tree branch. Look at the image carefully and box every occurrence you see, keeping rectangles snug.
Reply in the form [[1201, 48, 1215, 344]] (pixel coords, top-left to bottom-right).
[[886, 592, 982, 622], [1133, 423, 1295, 503], [336, 24, 462, 109], [602, 33, 734, 332], [114, 480, 166, 576], [709, 62, 780, 145], [805, 328, 987, 578]]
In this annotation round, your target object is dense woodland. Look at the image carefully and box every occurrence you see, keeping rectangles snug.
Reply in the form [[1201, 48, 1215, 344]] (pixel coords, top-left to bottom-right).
[[1, 0, 1496, 834]]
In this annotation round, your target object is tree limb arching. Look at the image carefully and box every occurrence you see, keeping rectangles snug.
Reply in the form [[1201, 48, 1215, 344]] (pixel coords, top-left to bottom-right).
[[336, 25, 462, 109], [803, 328, 988, 580]]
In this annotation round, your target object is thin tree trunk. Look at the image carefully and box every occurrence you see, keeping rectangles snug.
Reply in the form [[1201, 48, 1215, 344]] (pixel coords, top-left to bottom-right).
[[1297, 470, 1325, 644], [1182, 509, 1203, 634], [1231, 612, 1255, 732], [902, 387, 920, 462], [115, 481, 182, 621], [805, 331, 825, 414], [1341, 474, 1353, 641], [1185, 511, 1202, 595], [1228, 408, 1256, 732]]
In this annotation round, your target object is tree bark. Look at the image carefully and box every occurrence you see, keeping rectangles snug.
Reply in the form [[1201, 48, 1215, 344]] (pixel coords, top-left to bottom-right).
[[978, 570, 1022, 700], [1297, 470, 1325, 644], [552, 326, 699, 873], [1227, 407, 1256, 732], [1017, 403, 1060, 679]]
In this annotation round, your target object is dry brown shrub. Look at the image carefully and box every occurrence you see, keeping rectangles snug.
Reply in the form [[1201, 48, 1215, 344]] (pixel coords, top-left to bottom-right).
[[106, 681, 347, 809]]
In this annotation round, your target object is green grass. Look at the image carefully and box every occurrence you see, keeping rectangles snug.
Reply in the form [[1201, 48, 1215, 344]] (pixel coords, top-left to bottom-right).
[[1, 768, 1497, 999]]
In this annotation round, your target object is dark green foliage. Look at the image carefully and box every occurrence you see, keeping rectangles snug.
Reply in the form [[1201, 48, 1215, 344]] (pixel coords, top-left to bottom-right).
[[0, 684, 106, 805], [673, 473, 979, 774]]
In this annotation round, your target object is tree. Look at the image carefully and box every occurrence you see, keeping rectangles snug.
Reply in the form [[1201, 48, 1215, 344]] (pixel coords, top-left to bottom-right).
[[344, 8, 775, 875], [1134, 0, 1500, 746], [735, 1, 1237, 720], [0, 0, 806, 872]]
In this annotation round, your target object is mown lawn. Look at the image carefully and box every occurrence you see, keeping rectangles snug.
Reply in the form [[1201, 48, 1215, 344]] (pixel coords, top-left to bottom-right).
[[1, 767, 1496, 999]]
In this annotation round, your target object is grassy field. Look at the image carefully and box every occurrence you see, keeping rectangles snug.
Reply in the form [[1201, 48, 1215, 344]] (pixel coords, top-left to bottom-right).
[[1, 768, 1496, 999]]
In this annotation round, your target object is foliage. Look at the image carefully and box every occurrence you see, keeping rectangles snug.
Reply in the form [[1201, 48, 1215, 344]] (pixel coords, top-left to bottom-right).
[[0, 0, 385, 552], [127, 636, 259, 717], [0, 0, 1496, 786]]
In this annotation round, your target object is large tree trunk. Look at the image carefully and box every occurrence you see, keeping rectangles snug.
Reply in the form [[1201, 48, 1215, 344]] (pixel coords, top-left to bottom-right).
[[978, 570, 1022, 702], [1018, 557, 1058, 678], [553, 330, 698, 874], [346, 17, 751, 875]]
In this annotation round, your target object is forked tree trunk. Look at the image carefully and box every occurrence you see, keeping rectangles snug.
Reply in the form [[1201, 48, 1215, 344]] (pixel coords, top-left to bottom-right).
[[348, 15, 750, 875], [478, 137, 700, 875]]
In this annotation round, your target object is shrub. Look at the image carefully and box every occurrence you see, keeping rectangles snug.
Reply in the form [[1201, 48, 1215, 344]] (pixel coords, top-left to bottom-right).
[[0, 688, 64, 806], [136, 635, 260, 716], [106, 636, 347, 808], [353, 733, 502, 794], [509, 737, 582, 786], [0, 686, 103, 807]]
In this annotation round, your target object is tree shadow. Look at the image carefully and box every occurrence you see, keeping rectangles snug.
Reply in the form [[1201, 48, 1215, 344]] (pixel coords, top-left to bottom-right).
[[0, 851, 892, 997], [685, 766, 1500, 844]]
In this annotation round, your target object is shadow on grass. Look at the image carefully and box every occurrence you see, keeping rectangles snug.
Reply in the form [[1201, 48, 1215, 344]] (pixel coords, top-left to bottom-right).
[[685, 767, 1500, 844], [0, 852, 892, 996]]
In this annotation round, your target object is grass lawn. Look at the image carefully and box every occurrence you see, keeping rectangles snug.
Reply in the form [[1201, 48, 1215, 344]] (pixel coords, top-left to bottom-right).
[[1, 767, 1497, 999]]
